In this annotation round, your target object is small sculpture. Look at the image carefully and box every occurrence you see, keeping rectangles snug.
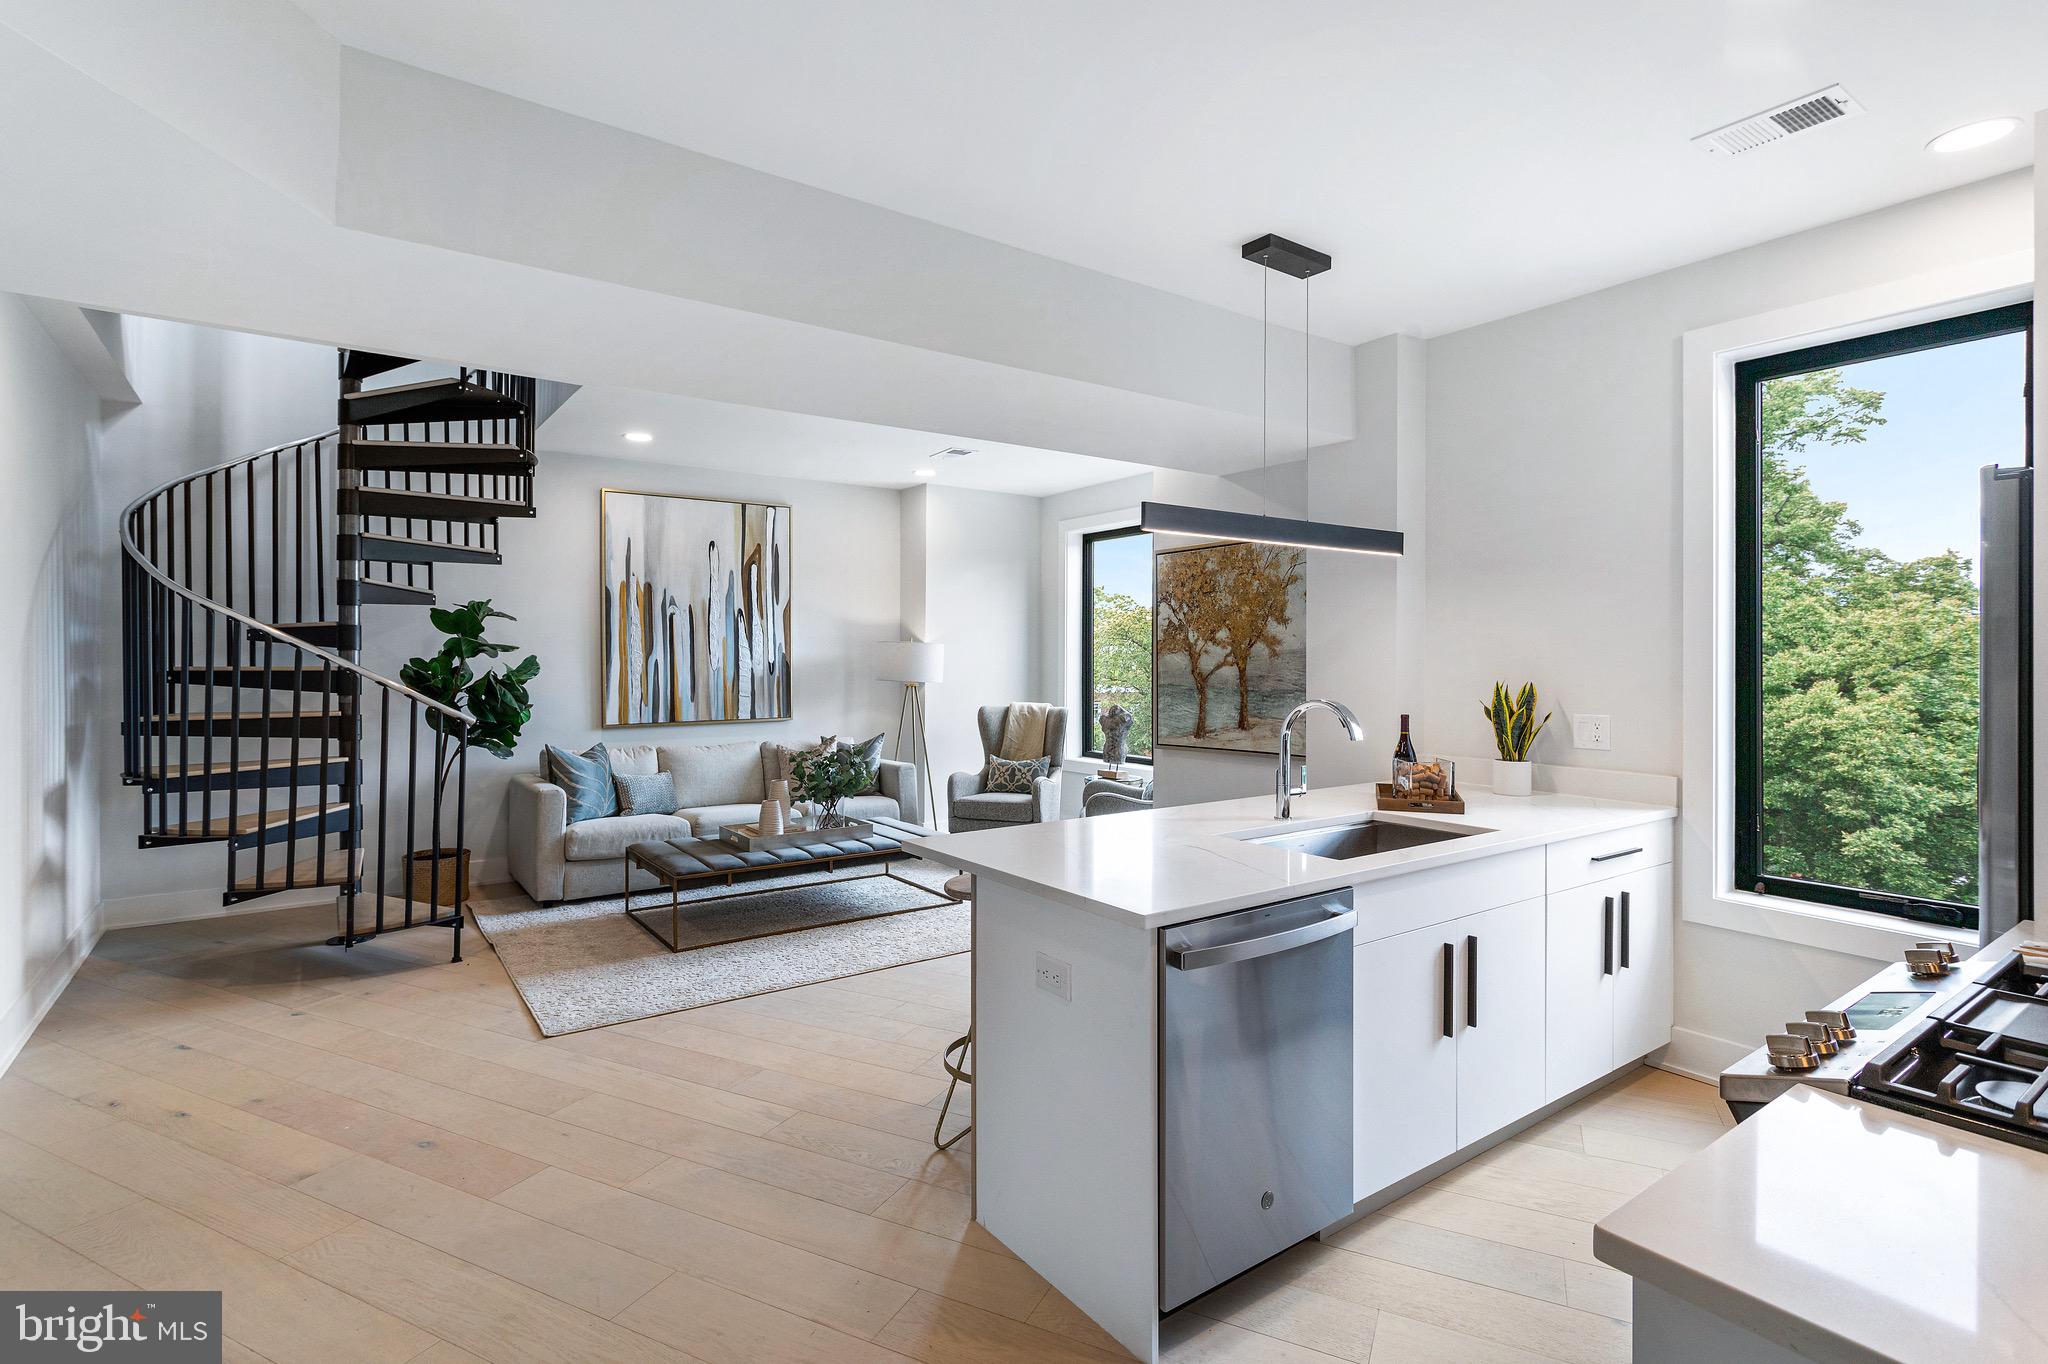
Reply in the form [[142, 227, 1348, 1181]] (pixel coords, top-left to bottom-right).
[[1099, 703, 1135, 770]]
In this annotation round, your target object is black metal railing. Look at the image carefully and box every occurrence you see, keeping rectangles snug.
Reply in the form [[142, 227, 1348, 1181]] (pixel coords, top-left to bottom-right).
[[120, 432, 473, 957]]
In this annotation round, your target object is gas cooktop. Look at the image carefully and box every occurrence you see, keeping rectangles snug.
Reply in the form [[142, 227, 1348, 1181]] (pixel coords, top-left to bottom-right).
[[1849, 945, 2048, 1153]]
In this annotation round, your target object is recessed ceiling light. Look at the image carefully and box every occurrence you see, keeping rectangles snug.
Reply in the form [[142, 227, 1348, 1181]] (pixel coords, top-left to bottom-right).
[[1926, 117, 2020, 154], [912, 468, 938, 479], [623, 430, 654, 443]]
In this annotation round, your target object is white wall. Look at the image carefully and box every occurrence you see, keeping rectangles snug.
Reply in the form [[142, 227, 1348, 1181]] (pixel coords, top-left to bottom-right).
[[93, 318, 338, 924], [901, 484, 1043, 821], [1422, 169, 2036, 1069], [0, 293, 105, 1068]]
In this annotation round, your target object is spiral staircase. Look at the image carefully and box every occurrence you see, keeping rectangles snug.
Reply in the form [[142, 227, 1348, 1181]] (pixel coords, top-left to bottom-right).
[[119, 351, 539, 960]]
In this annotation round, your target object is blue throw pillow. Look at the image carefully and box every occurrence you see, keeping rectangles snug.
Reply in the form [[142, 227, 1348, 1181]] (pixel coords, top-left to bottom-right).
[[614, 770, 678, 816], [546, 743, 619, 823]]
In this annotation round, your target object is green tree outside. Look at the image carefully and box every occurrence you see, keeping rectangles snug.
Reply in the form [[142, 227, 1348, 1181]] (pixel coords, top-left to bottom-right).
[[1758, 368, 1980, 906], [1089, 586, 1154, 757]]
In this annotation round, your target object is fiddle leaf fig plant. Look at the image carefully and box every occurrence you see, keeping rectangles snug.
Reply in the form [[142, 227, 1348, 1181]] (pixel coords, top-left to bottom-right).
[[400, 600, 540, 794]]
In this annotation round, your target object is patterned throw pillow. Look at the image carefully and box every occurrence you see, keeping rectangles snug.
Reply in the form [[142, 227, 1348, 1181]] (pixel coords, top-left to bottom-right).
[[844, 732, 886, 793], [768, 735, 839, 786], [983, 754, 1050, 794], [546, 742, 618, 824], [614, 771, 679, 816]]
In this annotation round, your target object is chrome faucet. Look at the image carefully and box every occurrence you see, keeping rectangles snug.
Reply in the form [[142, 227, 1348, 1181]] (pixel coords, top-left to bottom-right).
[[1276, 698, 1366, 819]]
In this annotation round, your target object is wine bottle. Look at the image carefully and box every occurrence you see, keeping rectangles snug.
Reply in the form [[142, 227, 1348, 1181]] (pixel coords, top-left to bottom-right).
[[1393, 713, 1417, 788]]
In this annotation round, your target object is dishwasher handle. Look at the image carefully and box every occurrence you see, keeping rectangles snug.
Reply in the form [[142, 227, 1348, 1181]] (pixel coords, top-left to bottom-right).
[[1166, 908, 1357, 971]]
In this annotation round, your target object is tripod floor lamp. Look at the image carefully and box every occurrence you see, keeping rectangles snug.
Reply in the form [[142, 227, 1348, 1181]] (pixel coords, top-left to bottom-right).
[[875, 641, 942, 827]]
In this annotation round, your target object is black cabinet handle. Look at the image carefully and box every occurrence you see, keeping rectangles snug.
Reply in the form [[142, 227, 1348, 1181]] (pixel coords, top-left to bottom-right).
[[1590, 847, 1643, 864], [1441, 942, 1455, 1038], [1602, 896, 1615, 976], [1620, 890, 1632, 970], [1465, 934, 1478, 1028]]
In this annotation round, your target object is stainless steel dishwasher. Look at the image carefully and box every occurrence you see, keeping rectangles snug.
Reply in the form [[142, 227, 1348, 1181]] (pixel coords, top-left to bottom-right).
[[1159, 889, 1354, 1312]]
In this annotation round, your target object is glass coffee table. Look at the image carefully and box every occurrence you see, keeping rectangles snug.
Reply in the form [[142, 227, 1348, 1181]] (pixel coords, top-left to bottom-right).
[[620, 814, 958, 953]]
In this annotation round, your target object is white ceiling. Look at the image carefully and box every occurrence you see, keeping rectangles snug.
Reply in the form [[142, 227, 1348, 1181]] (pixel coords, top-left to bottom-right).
[[541, 385, 1152, 497], [291, 0, 2045, 343]]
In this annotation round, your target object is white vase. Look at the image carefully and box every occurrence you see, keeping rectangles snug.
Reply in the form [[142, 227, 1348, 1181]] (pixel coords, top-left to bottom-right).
[[1493, 759, 1534, 797]]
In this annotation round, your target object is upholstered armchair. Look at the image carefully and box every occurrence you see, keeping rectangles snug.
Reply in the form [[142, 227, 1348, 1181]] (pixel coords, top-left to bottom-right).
[[946, 704, 1067, 832], [1082, 775, 1154, 816]]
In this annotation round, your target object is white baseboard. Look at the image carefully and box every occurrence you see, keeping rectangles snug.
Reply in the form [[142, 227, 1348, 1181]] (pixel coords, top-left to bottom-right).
[[100, 857, 510, 931], [0, 919, 100, 1076], [1656, 1026, 1750, 1082]]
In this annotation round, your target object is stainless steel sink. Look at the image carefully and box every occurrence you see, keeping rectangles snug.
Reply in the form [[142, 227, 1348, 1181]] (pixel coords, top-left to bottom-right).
[[1245, 817, 1477, 860]]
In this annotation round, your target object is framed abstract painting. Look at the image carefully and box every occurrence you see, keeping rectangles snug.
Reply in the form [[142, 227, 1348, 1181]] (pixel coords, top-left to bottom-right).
[[599, 489, 792, 726]]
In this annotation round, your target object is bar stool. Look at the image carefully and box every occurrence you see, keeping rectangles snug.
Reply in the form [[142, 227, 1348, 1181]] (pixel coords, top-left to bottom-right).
[[933, 871, 974, 1151], [934, 1029, 972, 1151]]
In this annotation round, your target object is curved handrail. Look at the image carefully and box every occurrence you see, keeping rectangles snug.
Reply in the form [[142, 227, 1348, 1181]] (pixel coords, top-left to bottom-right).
[[119, 428, 469, 723]]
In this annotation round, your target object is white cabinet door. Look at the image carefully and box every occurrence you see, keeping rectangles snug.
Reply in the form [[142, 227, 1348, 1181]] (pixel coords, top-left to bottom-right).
[[1354, 925, 1458, 1200], [1544, 879, 1618, 1102], [1613, 869, 1674, 1063], [1455, 897, 1548, 1148]]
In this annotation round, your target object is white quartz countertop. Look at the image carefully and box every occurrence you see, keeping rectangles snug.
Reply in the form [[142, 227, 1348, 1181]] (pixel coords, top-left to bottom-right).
[[1596, 1085, 2048, 1364], [905, 781, 1674, 928]]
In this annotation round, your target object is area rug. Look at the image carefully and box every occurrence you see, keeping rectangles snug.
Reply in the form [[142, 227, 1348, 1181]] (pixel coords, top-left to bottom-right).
[[470, 862, 969, 1036]]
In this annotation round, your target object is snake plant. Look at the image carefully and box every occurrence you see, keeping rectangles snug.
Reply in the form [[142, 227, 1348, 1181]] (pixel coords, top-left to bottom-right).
[[1482, 681, 1550, 762]]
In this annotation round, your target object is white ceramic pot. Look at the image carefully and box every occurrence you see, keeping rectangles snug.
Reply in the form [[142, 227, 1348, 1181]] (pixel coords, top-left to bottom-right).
[[1493, 759, 1534, 797]]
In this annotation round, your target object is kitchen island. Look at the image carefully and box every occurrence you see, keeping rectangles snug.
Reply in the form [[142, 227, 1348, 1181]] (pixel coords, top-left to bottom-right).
[[907, 778, 1677, 1362], [1597, 1084, 2048, 1362]]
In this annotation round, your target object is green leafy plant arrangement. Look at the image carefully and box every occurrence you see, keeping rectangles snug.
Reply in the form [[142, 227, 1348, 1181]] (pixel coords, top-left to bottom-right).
[[790, 744, 874, 825], [1482, 681, 1550, 762], [400, 599, 541, 795]]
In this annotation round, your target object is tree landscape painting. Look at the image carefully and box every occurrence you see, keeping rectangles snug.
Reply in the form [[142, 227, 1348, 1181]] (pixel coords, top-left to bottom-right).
[[600, 490, 791, 727], [1153, 540, 1307, 753]]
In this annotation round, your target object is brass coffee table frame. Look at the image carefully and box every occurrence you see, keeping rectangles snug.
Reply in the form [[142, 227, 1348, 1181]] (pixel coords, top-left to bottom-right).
[[621, 838, 960, 954]]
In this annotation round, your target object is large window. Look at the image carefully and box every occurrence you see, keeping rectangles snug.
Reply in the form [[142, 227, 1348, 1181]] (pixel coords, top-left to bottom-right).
[[1734, 302, 2032, 930], [1079, 527, 1153, 761]]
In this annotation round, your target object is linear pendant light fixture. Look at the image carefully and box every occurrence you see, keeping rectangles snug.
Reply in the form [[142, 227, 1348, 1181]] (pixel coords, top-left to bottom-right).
[[1142, 233, 1405, 557]]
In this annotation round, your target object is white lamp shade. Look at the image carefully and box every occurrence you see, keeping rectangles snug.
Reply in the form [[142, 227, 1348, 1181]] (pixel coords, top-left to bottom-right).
[[875, 640, 944, 685]]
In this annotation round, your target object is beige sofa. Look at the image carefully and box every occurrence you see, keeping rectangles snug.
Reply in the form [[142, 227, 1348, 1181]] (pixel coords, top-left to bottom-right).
[[507, 738, 920, 904]]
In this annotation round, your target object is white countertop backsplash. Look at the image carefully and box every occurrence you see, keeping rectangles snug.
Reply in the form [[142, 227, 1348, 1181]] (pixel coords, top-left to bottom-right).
[[907, 779, 1676, 928]]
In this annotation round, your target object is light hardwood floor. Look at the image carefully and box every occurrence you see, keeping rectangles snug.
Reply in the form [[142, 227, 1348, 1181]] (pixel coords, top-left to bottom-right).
[[2, 892, 1733, 1364]]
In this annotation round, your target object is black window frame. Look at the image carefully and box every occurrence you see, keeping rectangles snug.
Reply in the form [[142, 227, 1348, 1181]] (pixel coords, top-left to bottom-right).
[[1733, 300, 2033, 931], [1079, 525, 1152, 762]]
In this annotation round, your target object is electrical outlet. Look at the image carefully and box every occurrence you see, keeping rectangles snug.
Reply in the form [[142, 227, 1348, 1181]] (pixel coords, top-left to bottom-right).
[[1035, 952, 1072, 1002], [1572, 713, 1611, 751]]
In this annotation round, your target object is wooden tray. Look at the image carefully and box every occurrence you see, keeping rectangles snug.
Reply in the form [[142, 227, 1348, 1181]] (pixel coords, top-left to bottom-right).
[[1374, 782, 1465, 815]]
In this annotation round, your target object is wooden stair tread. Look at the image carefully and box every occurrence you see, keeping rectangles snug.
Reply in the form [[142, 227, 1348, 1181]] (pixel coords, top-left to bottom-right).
[[155, 755, 342, 776], [232, 848, 364, 893], [352, 488, 533, 517], [146, 800, 352, 839], [357, 580, 435, 605], [342, 378, 524, 424], [353, 531, 504, 563], [139, 709, 342, 721]]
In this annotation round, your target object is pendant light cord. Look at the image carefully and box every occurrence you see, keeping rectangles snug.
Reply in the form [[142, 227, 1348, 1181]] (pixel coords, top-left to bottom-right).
[[1303, 271, 1311, 519], [1260, 268, 1270, 519]]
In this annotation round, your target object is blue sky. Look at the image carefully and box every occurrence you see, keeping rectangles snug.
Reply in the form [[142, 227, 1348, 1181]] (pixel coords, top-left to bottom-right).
[[1793, 330, 2027, 571], [1092, 531, 1153, 602]]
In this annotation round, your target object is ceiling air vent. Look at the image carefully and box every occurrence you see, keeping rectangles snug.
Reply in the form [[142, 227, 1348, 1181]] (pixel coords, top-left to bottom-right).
[[1692, 84, 1864, 156], [928, 447, 973, 461]]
